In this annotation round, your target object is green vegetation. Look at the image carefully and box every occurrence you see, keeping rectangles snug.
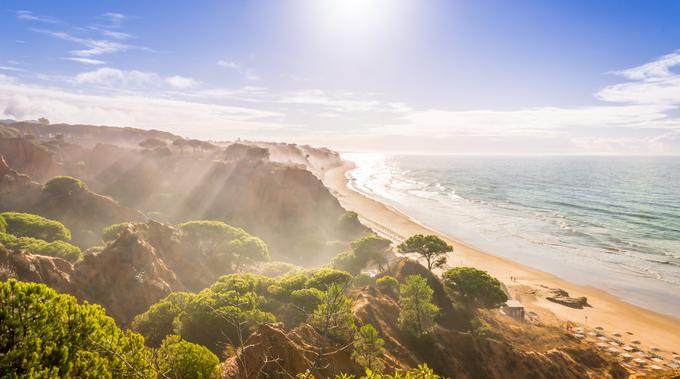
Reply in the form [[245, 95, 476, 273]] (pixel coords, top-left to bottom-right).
[[0, 280, 220, 378], [338, 211, 366, 237], [307, 364, 447, 379], [1, 212, 72, 242], [311, 282, 356, 341], [43, 176, 87, 196], [352, 273, 374, 288], [0, 279, 153, 377], [0, 212, 81, 261], [132, 292, 195, 347], [101, 222, 131, 242], [398, 275, 439, 337], [256, 261, 301, 277], [375, 275, 399, 296], [0, 227, 82, 262], [179, 275, 276, 354], [180, 221, 270, 271], [331, 235, 391, 275], [397, 235, 452, 271], [351, 324, 386, 373], [135, 268, 356, 356], [154, 335, 219, 379], [442, 267, 508, 308], [0, 125, 20, 138]]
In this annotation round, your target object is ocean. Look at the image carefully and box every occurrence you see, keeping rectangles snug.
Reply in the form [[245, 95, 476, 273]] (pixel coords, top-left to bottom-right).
[[344, 153, 680, 318]]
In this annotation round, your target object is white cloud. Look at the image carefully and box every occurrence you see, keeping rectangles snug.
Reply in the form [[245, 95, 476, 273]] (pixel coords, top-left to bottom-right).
[[166, 75, 198, 89], [245, 69, 261, 81], [102, 13, 126, 27], [0, 79, 284, 139], [61, 57, 105, 65], [217, 60, 239, 69], [218, 60, 262, 81], [73, 68, 160, 88], [610, 51, 680, 80]]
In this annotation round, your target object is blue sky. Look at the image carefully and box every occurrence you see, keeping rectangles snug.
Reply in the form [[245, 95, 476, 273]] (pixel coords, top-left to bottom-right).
[[1, 0, 680, 154]]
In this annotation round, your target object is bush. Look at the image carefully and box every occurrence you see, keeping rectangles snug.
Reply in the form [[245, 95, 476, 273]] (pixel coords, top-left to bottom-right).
[[376, 275, 399, 295], [178, 281, 275, 354], [331, 236, 391, 275], [43, 176, 86, 196], [442, 267, 508, 308], [133, 292, 195, 347], [0, 279, 153, 377], [256, 261, 301, 278], [305, 268, 353, 290], [0, 233, 83, 262], [101, 222, 131, 242], [154, 335, 219, 379], [353, 273, 374, 288], [0, 216, 6, 234], [180, 220, 270, 271], [1, 212, 72, 242]]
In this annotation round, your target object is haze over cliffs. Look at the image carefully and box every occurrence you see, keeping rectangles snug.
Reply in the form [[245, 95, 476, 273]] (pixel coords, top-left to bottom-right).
[[0, 121, 649, 378]]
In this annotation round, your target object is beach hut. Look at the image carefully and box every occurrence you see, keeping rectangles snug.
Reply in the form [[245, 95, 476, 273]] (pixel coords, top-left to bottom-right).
[[502, 299, 525, 320]]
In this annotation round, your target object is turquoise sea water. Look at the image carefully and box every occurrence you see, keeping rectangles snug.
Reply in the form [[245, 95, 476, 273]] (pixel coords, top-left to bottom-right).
[[344, 154, 680, 318]]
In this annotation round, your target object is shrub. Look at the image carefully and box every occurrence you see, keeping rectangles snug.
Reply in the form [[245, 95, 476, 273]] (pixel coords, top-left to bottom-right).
[[0, 216, 6, 234], [154, 335, 219, 379], [133, 292, 195, 347], [331, 236, 391, 275], [257, 261, 301, 277], [305, 268, 353, 290], [180, 220, 270, 271], [43, 176, 86, 196], [442, 267, 508, 308], [353, 273, 374, 288], [0, 233, 82, 262], [178, 283, 275, 354], [101, 222, 131, 242], [0, 279, 153, 377], [1, 212, 72, 242], [376, 275, 399, 295]]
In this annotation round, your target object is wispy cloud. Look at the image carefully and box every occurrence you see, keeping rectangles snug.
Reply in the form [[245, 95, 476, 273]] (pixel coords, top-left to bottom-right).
[[61, 57, 106, 65], [15, 10, 59, 24], [218, 60, 262, 81], [217, 60, 239, 69]]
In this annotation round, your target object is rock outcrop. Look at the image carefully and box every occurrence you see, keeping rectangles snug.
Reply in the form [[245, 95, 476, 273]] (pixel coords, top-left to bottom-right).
[[545, 287, 590, 309]]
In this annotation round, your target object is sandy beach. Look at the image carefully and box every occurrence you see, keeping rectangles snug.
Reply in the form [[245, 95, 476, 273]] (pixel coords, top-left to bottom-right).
[[322, 160, 680, 357]]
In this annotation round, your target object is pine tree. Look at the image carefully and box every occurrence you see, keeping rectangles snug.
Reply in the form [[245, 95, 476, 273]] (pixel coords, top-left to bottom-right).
[[398, 275, 439, 337]]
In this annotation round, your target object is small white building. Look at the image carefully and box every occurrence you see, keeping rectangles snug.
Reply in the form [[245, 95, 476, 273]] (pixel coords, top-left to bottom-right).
[[502, 299, 525, 320]]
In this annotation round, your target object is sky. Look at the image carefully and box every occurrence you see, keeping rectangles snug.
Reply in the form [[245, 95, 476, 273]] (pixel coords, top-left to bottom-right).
[[1, 0, 680, 154]]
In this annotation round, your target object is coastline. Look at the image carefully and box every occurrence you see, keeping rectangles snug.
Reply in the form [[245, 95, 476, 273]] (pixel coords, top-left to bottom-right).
[[322, 160, 680, 355]]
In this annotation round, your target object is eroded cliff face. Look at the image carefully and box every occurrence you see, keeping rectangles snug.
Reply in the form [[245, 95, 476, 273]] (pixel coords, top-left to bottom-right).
[[1, 128, 355, 263], [0, 220, 250, 326], [221, 260, 628, 379], [0, 155, 145, 248]]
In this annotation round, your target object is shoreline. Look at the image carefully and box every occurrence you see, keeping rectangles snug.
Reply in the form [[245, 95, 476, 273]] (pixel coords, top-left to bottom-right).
[[322, 160, 680, 355]]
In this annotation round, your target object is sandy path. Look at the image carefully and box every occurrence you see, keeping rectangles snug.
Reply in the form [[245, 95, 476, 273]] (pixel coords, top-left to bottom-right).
[[322, 161, 680, 357]]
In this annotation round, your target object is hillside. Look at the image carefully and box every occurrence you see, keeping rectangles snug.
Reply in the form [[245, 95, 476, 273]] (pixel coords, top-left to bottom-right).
[[0, 122, 669, 378]]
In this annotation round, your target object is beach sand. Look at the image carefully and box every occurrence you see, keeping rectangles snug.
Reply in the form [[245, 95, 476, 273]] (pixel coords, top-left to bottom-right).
[[322, 161, 680, 356]]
